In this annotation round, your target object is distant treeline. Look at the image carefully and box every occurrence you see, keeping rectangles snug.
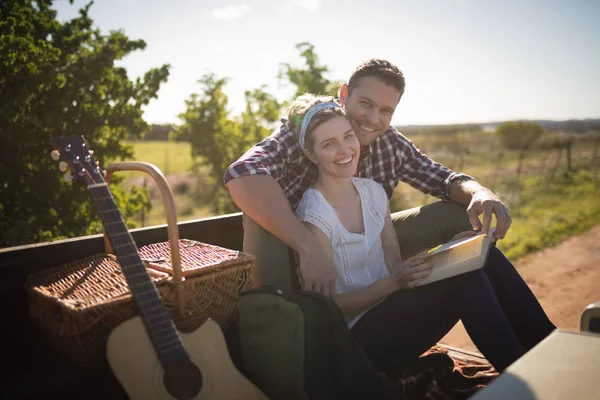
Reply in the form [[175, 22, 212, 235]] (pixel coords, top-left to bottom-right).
[[398, 119, 600, 136], [129, 124, 174, 141], [135, 119, 600, 141]]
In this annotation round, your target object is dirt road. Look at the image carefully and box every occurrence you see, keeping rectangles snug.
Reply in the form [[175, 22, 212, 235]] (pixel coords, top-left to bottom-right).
[[440, 224, 600, 352]]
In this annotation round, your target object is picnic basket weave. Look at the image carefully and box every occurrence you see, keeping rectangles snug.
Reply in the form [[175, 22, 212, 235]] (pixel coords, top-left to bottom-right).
[[27, 162, 255, 361]]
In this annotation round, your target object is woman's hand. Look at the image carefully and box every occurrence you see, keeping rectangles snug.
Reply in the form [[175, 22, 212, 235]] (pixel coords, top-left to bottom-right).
[[389, 251, 435, 290]]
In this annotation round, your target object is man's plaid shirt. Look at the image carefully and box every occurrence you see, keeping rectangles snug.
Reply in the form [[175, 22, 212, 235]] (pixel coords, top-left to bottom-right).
[[224, 120, 473, 210]]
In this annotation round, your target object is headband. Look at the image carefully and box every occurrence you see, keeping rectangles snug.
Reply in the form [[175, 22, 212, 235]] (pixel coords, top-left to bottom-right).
[[298, 102, 342, 150]]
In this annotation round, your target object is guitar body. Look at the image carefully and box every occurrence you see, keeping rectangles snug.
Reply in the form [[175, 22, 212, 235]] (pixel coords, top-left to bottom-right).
[[107, 318, 267, 400]]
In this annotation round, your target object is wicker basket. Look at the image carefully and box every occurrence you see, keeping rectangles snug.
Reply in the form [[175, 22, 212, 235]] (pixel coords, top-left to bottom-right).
[[27, 162, 254, 362]]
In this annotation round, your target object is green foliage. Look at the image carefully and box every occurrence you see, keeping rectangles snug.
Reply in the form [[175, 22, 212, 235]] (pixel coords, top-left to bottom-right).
[[538, 131, 577, 150], [175, 73, 233, 170], [237, 85, 281, 159], [279, 42, 342, 98], [175, 41, 348, 214], [241, 85, 280, 139], [496, 121, 544, 150], [175, 74, 280, 213], [0, 0, 169, 247], [174, 74, 235, 213]]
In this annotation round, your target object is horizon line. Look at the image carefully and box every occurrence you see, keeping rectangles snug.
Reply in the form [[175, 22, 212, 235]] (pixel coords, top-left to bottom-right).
[[142, 116, 600, 128]]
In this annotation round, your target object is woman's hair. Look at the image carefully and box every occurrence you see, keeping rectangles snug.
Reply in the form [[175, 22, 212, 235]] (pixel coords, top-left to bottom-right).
[[287, 94, 346, 151]]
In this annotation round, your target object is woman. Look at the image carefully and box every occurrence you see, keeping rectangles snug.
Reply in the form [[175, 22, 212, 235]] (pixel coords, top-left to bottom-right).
[[289, 94, 556, 373]]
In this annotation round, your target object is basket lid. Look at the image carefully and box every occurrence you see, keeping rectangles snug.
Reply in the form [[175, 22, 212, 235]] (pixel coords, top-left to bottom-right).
[[28, 253, 170, 311], [138, 239, 255, 278]]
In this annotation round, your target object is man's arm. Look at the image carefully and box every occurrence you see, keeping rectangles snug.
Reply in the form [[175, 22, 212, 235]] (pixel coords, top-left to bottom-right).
[[226, 175, 336, 295], [390, 129, 512, 240], [448, 178, 512, 240]]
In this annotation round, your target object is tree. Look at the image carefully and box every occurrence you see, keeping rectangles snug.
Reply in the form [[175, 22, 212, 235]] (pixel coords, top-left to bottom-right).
[[175, 74, 237, 213], [496, 121, 544, 151], [178, 42, 344, 215], [175, 75, 280, 214], [239, 85, 280, 144], [279, 42, 342, 99], [496, 121, 544, 178], [0, 0, 169, 247]]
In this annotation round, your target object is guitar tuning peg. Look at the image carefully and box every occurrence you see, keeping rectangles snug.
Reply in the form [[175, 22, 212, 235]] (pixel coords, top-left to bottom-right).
[[88, 150, 94, 156], [59, 161, 69, 172], [64, 172, 73, 183], [51, 150, 60, 161]]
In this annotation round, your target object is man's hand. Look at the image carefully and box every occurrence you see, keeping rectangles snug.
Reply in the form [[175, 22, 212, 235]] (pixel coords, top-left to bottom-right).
[[228, 175, 339, 294], [389, 251, 435, 290], [295, 229, 336, 296], [466, 187, 512, 240]]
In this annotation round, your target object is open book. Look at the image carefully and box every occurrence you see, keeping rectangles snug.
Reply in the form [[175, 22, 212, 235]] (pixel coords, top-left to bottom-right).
[[417, 229, 496, 286]]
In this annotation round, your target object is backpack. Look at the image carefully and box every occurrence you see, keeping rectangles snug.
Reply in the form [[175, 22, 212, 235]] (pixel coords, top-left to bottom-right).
[[230, 286, 396, 400]]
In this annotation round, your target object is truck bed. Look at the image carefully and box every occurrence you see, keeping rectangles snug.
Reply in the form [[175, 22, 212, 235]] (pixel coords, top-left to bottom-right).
[[6, 212, 597, 399]]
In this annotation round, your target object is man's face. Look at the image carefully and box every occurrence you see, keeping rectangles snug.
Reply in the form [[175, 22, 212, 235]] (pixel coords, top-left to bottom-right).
[[340, 76, 402, 146]]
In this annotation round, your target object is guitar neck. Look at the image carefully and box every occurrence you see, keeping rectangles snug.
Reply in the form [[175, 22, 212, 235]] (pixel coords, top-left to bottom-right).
[[88, 182, 188, 365]]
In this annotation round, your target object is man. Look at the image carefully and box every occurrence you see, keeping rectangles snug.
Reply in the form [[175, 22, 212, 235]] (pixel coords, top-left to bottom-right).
[[224, 59, 511, 294]]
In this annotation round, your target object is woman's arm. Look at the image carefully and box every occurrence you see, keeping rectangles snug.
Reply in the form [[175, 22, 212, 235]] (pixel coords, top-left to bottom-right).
[[379, 201, 435, 289], [304, 222, 398, 318], [380, 205, 402, 272]]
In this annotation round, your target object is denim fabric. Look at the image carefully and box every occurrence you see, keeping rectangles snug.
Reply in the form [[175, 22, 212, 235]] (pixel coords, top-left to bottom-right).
[[350, 246, 556, 373]]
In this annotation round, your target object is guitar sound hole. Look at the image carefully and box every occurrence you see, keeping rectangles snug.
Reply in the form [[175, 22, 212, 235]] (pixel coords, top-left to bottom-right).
[[163, 359, 203, 400]]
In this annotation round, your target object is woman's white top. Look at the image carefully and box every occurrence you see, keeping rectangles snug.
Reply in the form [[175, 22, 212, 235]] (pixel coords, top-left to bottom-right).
[[295, 177, 390, 328]]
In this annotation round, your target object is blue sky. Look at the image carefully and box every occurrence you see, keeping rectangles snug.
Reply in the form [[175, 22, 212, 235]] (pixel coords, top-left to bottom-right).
[[54, 0, 600, 126]]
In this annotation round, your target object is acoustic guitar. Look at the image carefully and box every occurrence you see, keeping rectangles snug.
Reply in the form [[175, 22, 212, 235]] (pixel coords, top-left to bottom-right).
[[53, 136, 267, 400]]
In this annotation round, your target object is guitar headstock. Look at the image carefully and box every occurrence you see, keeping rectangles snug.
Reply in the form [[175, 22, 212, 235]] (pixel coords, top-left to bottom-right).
[[52, 136, 104, 186]]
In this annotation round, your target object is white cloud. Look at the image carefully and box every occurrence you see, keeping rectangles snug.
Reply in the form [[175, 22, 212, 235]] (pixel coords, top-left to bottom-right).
[[211, 5, 251, 20], [293, 0, 321, 12]]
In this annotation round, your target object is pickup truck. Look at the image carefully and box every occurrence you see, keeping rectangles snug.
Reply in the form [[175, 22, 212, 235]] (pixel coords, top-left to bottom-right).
[[2, 201, 599, 399]]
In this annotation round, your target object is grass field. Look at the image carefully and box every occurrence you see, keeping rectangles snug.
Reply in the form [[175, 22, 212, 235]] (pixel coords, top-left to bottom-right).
[[496, 170, 600, 260], [392, 134, 600, 260], [124, 140, 193, 174], [121, 140, 214, 227], [122, 134, 600, 261]]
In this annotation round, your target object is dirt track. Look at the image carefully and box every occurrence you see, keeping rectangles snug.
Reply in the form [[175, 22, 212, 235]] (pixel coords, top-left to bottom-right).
[[440, 224, 600, 352]]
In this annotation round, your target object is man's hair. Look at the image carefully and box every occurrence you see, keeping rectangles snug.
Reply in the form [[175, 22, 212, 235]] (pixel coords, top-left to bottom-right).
[[347, 59, 405, 95], [287, 94, 346, 151]]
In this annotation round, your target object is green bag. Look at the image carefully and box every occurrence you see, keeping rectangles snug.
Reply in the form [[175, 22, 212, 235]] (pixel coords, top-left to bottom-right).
[[235, 287, 396, 400]]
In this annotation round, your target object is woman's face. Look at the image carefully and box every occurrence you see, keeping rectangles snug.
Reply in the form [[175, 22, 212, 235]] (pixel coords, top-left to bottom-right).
[[305, 115, 360, 179]]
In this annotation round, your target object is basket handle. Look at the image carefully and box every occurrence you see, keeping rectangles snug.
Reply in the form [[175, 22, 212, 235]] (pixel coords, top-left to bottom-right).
[[104, 161, 186, 317]]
